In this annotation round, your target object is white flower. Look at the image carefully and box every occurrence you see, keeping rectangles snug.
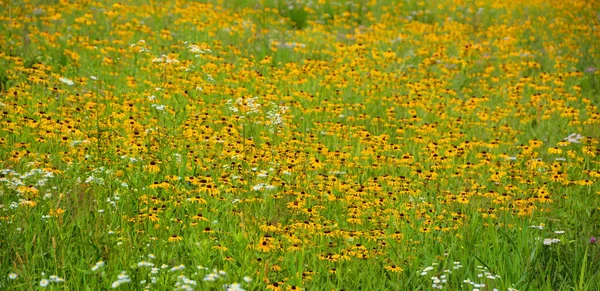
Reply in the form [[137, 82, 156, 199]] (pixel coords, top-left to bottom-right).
[[8, 272, 17, 279], [203, 273, 218, 281], [151, 104, 166, 111], [91, 261, 105, 271], [138, 261, 154, 267], [59, 77, 74, 86], [227, 283, 246, 291], [564, 133, 583, 143], [188, 44, 211, 54], [243, 276, 252, 283], [49, 275, 64, 282], [40, 279, 49, 287], [543, 238, 561, 245]]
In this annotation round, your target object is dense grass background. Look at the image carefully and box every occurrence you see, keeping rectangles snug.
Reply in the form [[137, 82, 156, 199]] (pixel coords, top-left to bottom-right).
[[1, 0, 600, 290]]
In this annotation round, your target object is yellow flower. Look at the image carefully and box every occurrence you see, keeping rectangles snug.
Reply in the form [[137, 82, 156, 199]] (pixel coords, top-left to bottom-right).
[[384, 265, 403, 273], [547, 147, 562, 154], [213, 244, 228, 251], [145, 161, 161, 173], [255, 236, 276, 252], [168, 235, 183, 242], [266, 282, 282, 291]]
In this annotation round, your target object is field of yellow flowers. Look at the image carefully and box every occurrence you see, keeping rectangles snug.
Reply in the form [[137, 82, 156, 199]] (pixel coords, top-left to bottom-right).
[[1, 0, 600, 290]]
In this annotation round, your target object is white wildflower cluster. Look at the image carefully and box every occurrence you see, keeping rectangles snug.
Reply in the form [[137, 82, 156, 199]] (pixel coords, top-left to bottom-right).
[[420, 261, 508, 290], [188, 44, 212, 57], [0, 168, 55, 191], [266, 103, 289, 133], [111, 271, 131, 288], [175, 275, 197, 291], [271, 40, 307, 50], [0, 168, 55, 212], [419, 262, 451, 289], [329, 171, 347, 175], [543, 238, 561, 245], [70, 139, 90, 147], [152, 54, 179, 64], [223, 282, 246, 291], [533, 224, 563, 245], [137, 261, 154, 268], [49, 275, 65, 283], [463, 265, 501, 290], [59, 77, 75, 86], [120, 155, 142, 163], [106, 192, 120, 208], [563, 133, 584, 144], [430, 274, 448, 289], [84, 167, 110, 185], [251, 183, 276, 191], [227, 97, 261, 115], [202, 269, 227, 282], [151, 103, 166, 111], [130, 39, 150, 53], [420, 264, 437, 276], [405, 9, 432, 21], [173, 153, 183, 163], [38, 274, 65, 287], [88, 259, 252, 290], [170, 264, 186, 272], [84, 174, 104, 185], [452, 261, 463, 270]]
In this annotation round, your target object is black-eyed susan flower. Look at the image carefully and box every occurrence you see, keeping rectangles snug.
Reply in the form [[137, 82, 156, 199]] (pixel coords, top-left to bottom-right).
[[384, 265, 403, 273], [266, 282, 282, 291], [168, 234, 183, 242], [145, 161, 161, 173]]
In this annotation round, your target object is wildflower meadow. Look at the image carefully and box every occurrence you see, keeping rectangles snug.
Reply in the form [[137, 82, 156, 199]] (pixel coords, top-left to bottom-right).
[[1, 0, 600, 290]]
